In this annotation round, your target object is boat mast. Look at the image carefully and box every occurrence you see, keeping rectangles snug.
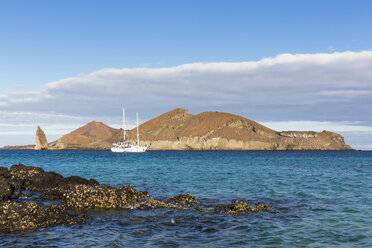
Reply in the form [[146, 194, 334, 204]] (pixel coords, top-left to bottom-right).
[[137, 112, 139, 146], [123, 108, 126, 142]]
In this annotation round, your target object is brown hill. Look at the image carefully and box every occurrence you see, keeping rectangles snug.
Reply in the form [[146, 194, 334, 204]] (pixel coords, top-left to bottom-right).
[[50, 121, 122, 150], [111, 108, 352, 151]]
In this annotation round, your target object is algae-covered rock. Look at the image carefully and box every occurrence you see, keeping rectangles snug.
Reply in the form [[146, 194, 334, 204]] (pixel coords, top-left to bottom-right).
[[1, 164, 275, 234], [132, 195, 199, 210], [0, 201, 85, 233], [134, 199, 173, 210], [254, 202, 274, 211], [10, 164, 62, 191], [217, 200, 273, 214], [9, 163, 98, 193], [0, 167, 10, 178], [43, 184, 149, 210], [61, 176, 99, 186], [167, 194, 198, 204]]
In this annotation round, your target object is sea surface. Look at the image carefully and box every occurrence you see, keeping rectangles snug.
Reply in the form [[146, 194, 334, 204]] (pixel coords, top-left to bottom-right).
[[0, 150, 372, 247]]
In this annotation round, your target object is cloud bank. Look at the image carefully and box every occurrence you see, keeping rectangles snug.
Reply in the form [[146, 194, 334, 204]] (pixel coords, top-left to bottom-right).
[[1, 51, 372, 148]]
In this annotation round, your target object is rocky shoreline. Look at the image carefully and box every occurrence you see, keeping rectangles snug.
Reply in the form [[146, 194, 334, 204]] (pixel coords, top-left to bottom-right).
[[0, 164, 272, 233]]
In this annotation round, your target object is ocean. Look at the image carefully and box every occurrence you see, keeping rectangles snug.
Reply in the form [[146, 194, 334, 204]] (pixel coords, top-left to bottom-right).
[[1, 150, 372, 247]]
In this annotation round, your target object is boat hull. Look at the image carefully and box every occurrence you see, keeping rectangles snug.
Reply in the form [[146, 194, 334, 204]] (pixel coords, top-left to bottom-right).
[[111, 147, 124, 152], [111, 109, 149, 153], [123, 146, 147, 153]]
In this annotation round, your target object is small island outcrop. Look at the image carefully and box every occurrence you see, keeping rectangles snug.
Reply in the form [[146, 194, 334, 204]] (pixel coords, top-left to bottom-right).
[[35, 126, 48, 150], [2, 108, 352, 151]]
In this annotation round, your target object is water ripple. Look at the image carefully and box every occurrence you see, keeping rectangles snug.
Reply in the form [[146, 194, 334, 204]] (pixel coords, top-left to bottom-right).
[[1, 150, 372, 247]]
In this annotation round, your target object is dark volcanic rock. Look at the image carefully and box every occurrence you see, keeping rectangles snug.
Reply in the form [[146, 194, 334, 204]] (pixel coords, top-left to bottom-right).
[[1, 164, 274, 233], [8, 177, 23, 195], [215, 200, 273, 214], [0, 176, 12, 201], [44, 184, 149, 210], [61, 176, 99, 187], [134, 199, 173, 209], [167, 194, 198, 204], [10, 164, 63, 191], [0, 201, 85, 233], [0, 167, 10, 178], [42, 184, 74, 201], [9, 164, 98, 193]]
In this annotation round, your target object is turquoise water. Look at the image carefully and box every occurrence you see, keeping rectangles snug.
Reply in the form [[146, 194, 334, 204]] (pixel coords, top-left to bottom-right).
[[1, 150, 372, 247]]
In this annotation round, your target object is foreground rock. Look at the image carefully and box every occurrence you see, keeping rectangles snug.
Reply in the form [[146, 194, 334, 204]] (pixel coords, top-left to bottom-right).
[[0, 176, 12, 200], [0, 201, 85, 233], [35, 126, 48, 150], [8, 163, 98, 193], [216, 200, 273, 214], [0, 164, 273, 233], [43, 184, 149, 210], [167, 194, 198, 204]]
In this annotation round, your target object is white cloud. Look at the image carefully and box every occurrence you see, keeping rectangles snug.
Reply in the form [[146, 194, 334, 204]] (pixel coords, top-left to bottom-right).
[[0, 110, 136, 146], [1, 50, 372, 114], [0, 111, 88, 146], [1, 50, 372, 148], [318, 90, 372, 98]]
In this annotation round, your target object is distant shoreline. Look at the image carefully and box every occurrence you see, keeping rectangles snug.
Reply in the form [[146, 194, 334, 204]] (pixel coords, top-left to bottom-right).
[[0, 146, 357, 151]]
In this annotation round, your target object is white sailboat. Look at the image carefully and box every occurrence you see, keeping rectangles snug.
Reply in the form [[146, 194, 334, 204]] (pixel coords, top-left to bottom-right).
[[111, 108, 148, 153], [123, 112, 148, 153], [111, 108, 126, 152]]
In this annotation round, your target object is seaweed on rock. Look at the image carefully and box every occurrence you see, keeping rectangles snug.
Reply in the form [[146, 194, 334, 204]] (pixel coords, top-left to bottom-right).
[[0, 201, 86, 233], [0, 164, 273, 233]]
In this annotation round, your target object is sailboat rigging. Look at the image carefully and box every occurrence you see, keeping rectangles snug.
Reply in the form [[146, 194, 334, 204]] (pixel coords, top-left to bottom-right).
[[111, 108, 149, 153]]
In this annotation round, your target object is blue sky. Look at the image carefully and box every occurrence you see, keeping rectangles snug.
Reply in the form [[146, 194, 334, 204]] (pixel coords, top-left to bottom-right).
[[1, 0, 372, 149], [1, 0, 371, 89]]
